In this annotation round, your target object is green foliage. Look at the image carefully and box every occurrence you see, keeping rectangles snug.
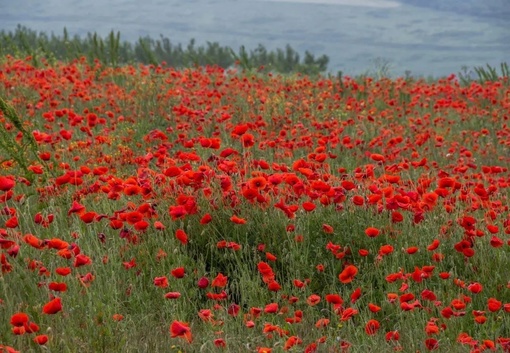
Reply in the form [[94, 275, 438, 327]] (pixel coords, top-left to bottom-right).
[[0, 25, 330, 75], [0, 96, 41, 181], [458, 62, 509, 85]]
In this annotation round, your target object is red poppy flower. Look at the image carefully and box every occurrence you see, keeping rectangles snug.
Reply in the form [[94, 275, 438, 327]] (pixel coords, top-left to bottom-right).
[[386, 330, 400, 341], [302, 201, 316, 212], [241, 133, 255, 147], [197, 276, 209, 289], [339, 265, 358, 284], [175, 229, 188, 245], [391, 211, 404, 223], [351, 287, 362, 303], [211, 273, 228, 287], [164, 292, 181, 299], [315, 318, 330, 328], [5, 216, 18, 228], [284, 336, 302, 350], [48, 282, 67, 292], [365, 227, 380, 237], [79, 211, 98, 224], [34, 335, 48, 345], [227, 303, 240, 317], [153, 221, 165, 230], [370, 153, 385, 162], [307, 294, 321, 306], [425, 321, 440, 335], [169, 320, 192, 343], [249, 176, 267, 190], [427, 239, 440, 251], [322, 224, 334, 234], [488, 298, 502, 312], [264, 303, 279, 314], [368, 303, 381, 313], [198, 309, 213, 322], [133, 220, 149, 231], [257, 261, 275, 283], [214, 338, 226, 348], [242, 188, 259, 200], [267, 280, 281, 292], [46, 238, 69, 250], [340, 307, 358, 321], [365, 319, 380, 335], [112, 314, 124, 321], [154, 276, 169, 288], [42, 297, 62, 315], [425, 338, 439, 350], [325, 294, 343, 305], [230, 215, 246, 224], [293, 279, 305, 288], [74, 254, 92, 267], [379, 244, 394, 256], [12, 326, 25, 335], [168, 205, 187, 220], [265, 252, 277, 261], [109, 219, 123, 229], [487, 224, 499, 234], [340, 180, 355, 190], [0, 176, 15, 191], [474, 315, 487, 324], [10, 313, 29, 327], [438, 272, 450, 280], [200, 213, 212, 224], [25, 321, 39, 334], [352, 195, 364, 206], [406, 246, 419, 254], [467, 282, 483, 294], [125, 211, 143, 224], [56, 267, 72, 276], [490, 235, 504, 248], [421, 289, 437, 301], [171, 267, 185, 279], [459, 216, 477, 230], [67, 201, 85, 215], [257, 348, 272, 353], [24, 234, 43, 249], [358, 248, 369, 256]]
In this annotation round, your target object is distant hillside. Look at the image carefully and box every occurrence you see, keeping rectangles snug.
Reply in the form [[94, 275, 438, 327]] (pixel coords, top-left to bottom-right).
[[399, 0, 510, 21]]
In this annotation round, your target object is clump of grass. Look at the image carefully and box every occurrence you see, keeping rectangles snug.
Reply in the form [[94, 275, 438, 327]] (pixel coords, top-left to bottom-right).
[[0, 96, 42, 181]]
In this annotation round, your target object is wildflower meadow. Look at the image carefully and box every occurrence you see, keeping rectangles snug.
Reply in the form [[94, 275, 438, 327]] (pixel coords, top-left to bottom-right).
[[0, 53, 510, 352]]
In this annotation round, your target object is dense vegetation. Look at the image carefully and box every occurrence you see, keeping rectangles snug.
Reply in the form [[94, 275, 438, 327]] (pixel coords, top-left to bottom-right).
[[0, 25, 329, 75]]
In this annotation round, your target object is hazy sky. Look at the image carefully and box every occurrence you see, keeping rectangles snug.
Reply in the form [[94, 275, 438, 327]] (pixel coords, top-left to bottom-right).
[[1, 0, 508, 76], [262, 0, 399, 7]]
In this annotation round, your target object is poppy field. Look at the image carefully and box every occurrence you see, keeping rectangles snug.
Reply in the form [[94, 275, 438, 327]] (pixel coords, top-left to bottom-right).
[[0, 55, 510, 352]]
